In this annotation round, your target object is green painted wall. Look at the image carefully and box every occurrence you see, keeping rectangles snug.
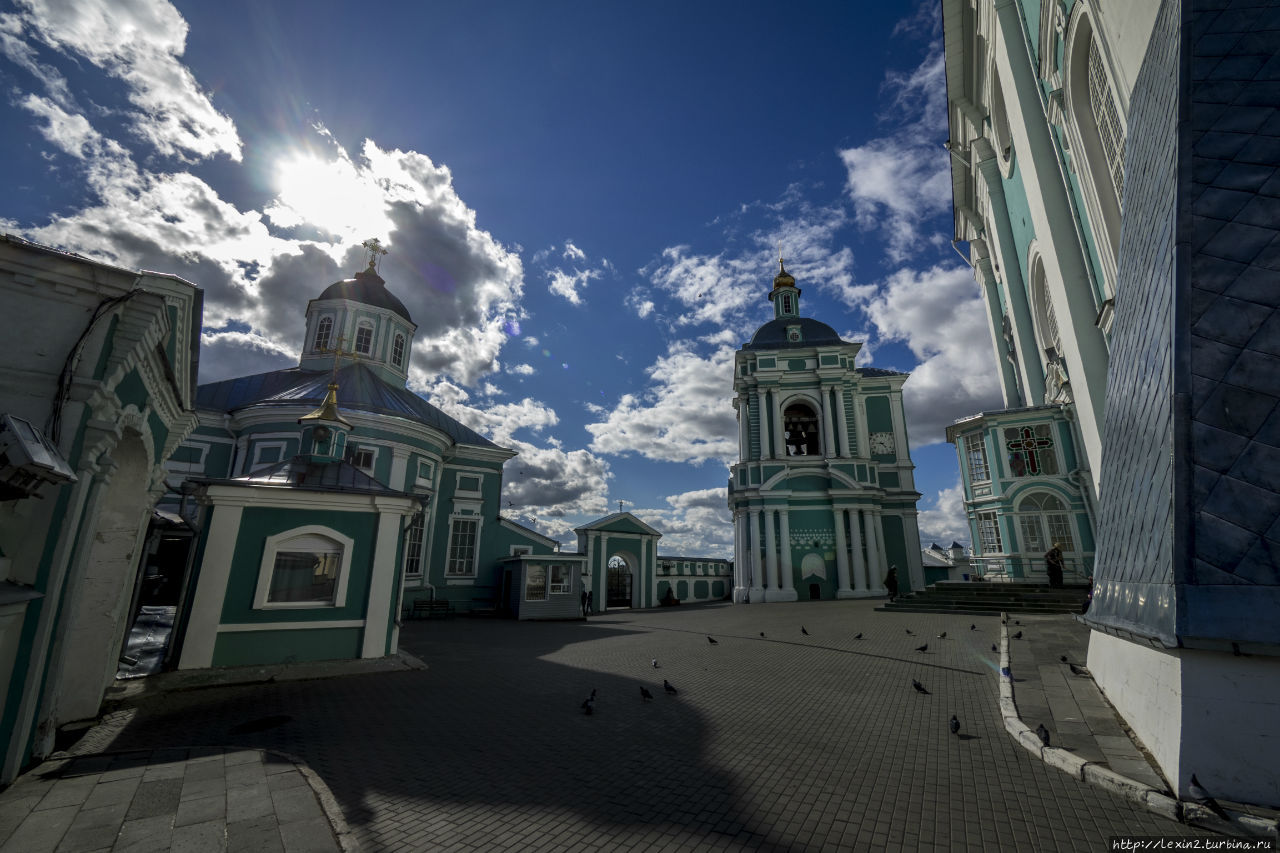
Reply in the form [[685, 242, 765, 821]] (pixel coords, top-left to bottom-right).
[[212, 627, 361, 666], [865, 396, 892, 432], [881, 515, 911, 593], [219, 507, 379, 623]]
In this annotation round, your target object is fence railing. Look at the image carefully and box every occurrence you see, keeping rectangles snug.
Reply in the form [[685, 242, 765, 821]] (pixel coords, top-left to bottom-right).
[[969, 555, 1092, 584]]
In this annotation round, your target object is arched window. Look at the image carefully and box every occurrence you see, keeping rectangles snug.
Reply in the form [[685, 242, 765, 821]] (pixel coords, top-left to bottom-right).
[[254, 527, 353, 608], [313, 316, 333, 352], [1064, 7, 1125, 292], [392, 333, 406, 367], [354, 321, 374, 355], [783, 402, 821, 457], [1029, 256, 1061, 360], [1016, 492, 1076, 556], [991, 71, 1014, 166]]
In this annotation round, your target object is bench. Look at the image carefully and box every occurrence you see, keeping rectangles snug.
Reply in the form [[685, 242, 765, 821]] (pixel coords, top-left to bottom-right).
[[408, 599, 453, 620]]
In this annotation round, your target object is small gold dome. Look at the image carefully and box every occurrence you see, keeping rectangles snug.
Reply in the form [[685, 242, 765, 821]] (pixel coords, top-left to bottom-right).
[[773, 258, 796, 289]]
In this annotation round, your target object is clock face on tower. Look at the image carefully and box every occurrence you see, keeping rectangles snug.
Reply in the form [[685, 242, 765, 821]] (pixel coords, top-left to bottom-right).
[[869, 431, 895, 454]]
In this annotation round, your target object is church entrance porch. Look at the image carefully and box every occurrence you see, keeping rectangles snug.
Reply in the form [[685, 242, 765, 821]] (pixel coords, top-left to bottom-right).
[[606, 557, 632, 609]]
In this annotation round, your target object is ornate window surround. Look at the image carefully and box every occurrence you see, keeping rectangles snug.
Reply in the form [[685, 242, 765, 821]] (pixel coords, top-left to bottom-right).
[[253, 526, 354, 610]]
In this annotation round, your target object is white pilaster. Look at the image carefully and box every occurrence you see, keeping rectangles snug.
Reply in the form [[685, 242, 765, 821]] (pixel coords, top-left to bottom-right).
[[737, 397, 748, 459], [855, 397, 869, 459], [179, 505, 244, 669], [835, 388, 851, 457], [389, 446, 410, 491], [865, 511, 886, 594], [771, 390, 786, 459], [778, 510, 796, 600], [872, 510, 890, 593], [849, 508, 870, 595], [834, 507, 854, 599], [764, 509, 782, 600], [820, 386, 836, 457], [748, 510, 764, 603], [362, 506, 404, 658]]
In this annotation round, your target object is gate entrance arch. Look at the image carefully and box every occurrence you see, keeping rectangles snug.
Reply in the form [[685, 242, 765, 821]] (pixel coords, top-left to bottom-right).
[[606, 555, 632, 608]]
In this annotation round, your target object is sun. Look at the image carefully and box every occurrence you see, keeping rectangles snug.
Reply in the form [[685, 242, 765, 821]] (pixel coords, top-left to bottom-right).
[[269, 151, 389, 239]]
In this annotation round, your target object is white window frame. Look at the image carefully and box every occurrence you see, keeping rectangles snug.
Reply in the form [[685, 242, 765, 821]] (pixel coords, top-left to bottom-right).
[[525, 564, 547, 601], [313, 315, 334, 352], [416, 459, 435, 488], [251, 441, 288, 472], [976, 512, 1004, 556], [403, 511, 426, 578], [354, 320, 374, 355], [510, 545, 532, 556], [963, 433, 990, 483], [548, 564, 570, 594], [392, 333, 406, 367], [165, 441, 209, 475], [349, 444, 377, 473], [254, 526, 354, 610], [454, 471, 483, 498], [445, 516, 480, 578]]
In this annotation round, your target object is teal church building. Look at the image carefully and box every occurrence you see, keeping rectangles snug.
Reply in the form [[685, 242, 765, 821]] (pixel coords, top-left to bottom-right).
[[169, 260, 558, 669], [728, 263, 925, 602]]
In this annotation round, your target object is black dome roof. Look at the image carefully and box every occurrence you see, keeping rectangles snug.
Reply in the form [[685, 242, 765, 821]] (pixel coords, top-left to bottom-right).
[[317, 266, 412, 323], [746, 317, 846, 350]]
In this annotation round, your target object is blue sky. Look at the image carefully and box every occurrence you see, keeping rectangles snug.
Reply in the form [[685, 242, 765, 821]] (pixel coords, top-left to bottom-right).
[[0, 0, 1004, 556]]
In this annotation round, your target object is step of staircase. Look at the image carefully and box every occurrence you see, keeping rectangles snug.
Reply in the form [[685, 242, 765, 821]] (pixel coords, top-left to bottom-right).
[[878, 580, 1090, 615]]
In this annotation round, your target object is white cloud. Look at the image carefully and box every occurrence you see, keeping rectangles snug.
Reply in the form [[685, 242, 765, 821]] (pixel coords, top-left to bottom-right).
[[507, 363, 536, 376], [916, 480, 971, 549], [538, 239, 608, 306], [12, 0, 241, 161], [547, 267, 599, 305], [585, 344, 738, 465], [19, 94, 99, 158], [853, 263, 1003, 445], [838, 51, 950, 262]]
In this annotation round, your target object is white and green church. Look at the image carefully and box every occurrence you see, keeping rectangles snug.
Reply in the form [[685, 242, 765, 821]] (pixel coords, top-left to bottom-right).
[[729, 262, 925, 602]]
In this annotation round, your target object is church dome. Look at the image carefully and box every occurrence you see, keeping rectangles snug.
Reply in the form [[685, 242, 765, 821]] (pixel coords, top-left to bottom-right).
[[772, 259, 796, 290], [745, 317, 846, 350], [317, 263, 412, 323]]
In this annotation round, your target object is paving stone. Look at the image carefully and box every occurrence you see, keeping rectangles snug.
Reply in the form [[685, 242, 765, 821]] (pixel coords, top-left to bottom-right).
[[278, 817, 340, 853], [170, 819, 227, 853], [123, 780, 182, 822], [111, 814, 172, 853], [0, 804, 78, 853], [80, 778, 141, 812], [174, 793, 225, 828], [227, 783, 275, 823]]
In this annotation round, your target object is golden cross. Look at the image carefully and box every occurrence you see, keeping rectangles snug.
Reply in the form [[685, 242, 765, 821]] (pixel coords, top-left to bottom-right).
[[361, 237, 388, 270]]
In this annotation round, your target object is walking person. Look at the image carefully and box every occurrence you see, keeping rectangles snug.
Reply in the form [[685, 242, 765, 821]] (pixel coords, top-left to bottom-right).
[[884, 565, 899, 602], [585, 589, 593, 616]]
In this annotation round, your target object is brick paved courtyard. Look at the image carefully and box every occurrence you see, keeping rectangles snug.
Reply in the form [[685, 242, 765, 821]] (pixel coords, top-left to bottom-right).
[[87, 601, 1209, 851]]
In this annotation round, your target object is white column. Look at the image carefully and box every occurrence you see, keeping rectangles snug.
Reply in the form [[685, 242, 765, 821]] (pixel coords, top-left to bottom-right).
[[778, 510, 796, 600], [771, 390, 786, 459], [821, 387, 837, 457], [855, 397, 869, 459], [764, 509, 781, 600], [835, 388, 851, 457], [872, 510, 890, 593], [757, 390, 772, 460], [849, 508, 869, 595], [363, 503, 406, 658], [733, 514, 747, 602], [865, 511, 886, 593], [389, 447, 410, 491], [834, 507, 853, 599], [179, 504, 244, 669], [737, 397, 748, 459], [748, 510, 764, 603]]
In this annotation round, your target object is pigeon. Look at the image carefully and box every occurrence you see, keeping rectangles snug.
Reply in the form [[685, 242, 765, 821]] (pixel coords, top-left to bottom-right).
[[1189, 774, 1231, 820], [1069, 663, 1088, 677], [652, 658, 659, 668], [1059, 655, 1068, 663], [937, 632, 947, 639], [801, 626, 809, 636], [991, 644, 998, 653], [581, 697, 595, 715], [853, 632, 863, 640], [905, 628, 914, 635], [1012, 631, 1023, 640], [911, 679, 929, 694], [759, 632, 766, 638], [915, 643, 929, 653], [970, 624, 977, 631], [640, 686, 653, 701], [1001, 617, 1007, 625], [1015, 619, 1021, 625], [949, 715, 960, 736], [707, 636, 718, 645], [664, 679, 678, 696], [1035, 724, 1050, 746]]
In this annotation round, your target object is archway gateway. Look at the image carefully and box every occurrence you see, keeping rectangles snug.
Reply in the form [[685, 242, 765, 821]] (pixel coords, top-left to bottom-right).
[[606, 555, 632, 608]]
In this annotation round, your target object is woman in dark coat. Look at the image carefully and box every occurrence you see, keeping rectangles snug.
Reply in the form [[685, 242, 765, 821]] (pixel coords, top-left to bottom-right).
[[884, 565, 899, 601]]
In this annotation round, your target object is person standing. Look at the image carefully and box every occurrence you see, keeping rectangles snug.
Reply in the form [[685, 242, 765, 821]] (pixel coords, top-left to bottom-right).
[[585, 589, 593, 616], [1044, 543, 1065, 589], [581, 589, 588, 617], [884, 565, 899, 601]]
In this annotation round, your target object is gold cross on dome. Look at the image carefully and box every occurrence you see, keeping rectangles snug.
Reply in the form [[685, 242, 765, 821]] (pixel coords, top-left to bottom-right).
[[361, 237, 388, 270]]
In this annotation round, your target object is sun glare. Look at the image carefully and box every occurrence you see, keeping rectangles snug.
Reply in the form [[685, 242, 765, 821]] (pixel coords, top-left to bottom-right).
[[270, 152, 389, 238]]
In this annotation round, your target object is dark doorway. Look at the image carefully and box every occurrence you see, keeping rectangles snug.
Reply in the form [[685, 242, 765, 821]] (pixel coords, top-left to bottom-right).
[[607, 567, 632, 608], [809, 583, 821, 600]]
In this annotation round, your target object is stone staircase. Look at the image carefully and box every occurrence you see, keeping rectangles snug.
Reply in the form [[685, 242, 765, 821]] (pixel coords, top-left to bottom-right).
[[877, 580, 1090, 615]]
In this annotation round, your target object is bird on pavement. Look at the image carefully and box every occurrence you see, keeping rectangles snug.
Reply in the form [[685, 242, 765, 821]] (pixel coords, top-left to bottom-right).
[[915, 643, 929, 653], [581, 697, 594, 715], [854, 632, 863, 640], [707, 636, 718, 645], [950, 715, 960, 736], [1036, 724, 1050, 746], [905, 628, 914, 635], [652, 658, 659, 668], [937, 631, 947, 639], [991, 644, 998, 653], [912, 679, 929, 694], [640, 686, 653, 701], [664, 679, 678, 696], [801, 626, 809, 636], [1189, 774, 1231, 820], [759, 632, 766, 638], [1059, 655, 1068, 663], [1012, 631, 1023, 640], [1069, 663, 1088, 677], [970, 624, 977, 631], [1015, 619, 1021, 625]]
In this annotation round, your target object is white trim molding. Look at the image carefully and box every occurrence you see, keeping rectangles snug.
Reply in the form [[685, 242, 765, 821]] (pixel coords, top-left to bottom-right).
[[253, 525, 355, 610]]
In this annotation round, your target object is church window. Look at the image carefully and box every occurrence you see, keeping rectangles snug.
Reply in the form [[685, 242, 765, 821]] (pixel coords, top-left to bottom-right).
[[355, 322, 374, 355], [446, 518, 478, 576], [1030, 257, 1062, 360], [392, 333, 406, 367], [549, 564, 570, 594], [1089, 40, 1125, 204], [314, 316, 333, 352], [1017, 493, 1076, 558], [976, 512, 1003, 555], [782, 294, 793, 314], [349, 446, 375, 471], [964, 433, 990, 482], [403, 511, 426, 578], [254, 527, 353, 609], [783, 402, 821, 457], [525, 565, 547, 600], [1005, 424, 1058, 476]]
